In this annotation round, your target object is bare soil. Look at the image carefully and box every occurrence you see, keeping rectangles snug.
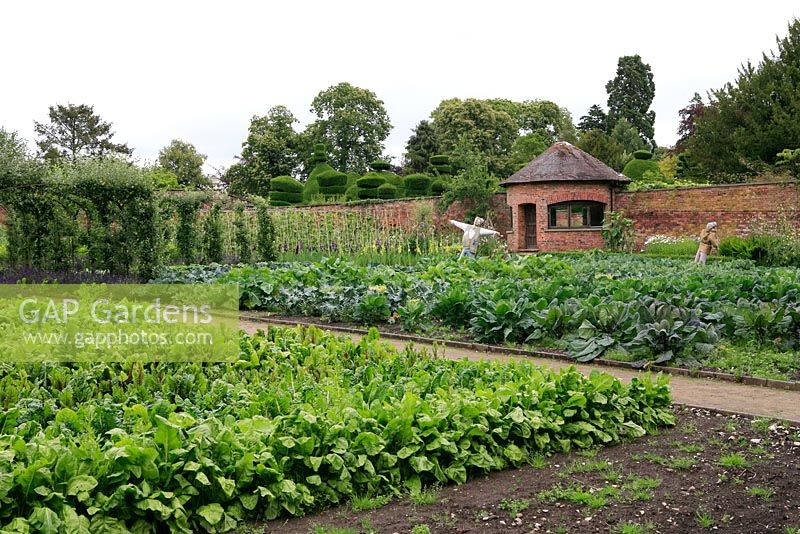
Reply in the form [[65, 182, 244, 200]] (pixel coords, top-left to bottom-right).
[[249, 407, 800, 534]]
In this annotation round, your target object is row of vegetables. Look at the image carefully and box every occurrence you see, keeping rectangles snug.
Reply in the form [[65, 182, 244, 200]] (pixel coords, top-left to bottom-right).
[[155, 253, 800, 365], [0, 326, 673, 532]]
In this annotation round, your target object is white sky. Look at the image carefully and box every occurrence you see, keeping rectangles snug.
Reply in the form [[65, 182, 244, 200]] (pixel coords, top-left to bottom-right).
[[2, 1, 798, 173]]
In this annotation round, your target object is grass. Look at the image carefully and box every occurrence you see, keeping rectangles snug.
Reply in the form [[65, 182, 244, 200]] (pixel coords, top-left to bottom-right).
[[613, 522, 656, 534], [718, 453, 749, 468], [409, 486, 439, 506], [537, 483, 619, 509], [643, 238, 699, 256], [560, 459, 613, 476], [527, 454, 549, 468], [499, 498, 530, 516], [695, 509, 716, 529], [410, 525, 431, 534], [634, 452, 696, 469], [751, 417, 775, 433], [350, 494, 392, 511], [747, 486, 774, 502], [784, 527, 800, 534], [673, 442, 704, 453], [622, 475, 661, 502], [312, 527, 358, 534], [701, 343, 800, 381]]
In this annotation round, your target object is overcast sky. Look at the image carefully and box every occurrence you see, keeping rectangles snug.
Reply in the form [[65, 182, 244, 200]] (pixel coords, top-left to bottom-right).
[[2, 1, 798, 173]]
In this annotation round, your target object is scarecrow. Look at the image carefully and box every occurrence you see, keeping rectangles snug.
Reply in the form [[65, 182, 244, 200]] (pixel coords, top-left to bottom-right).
[[450, 216, 500, 259], [694, 221, 720, 264]]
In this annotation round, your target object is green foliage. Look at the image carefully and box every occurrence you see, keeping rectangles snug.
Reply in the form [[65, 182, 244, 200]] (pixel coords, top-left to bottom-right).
[[202, 203, 224, 263], [304, 162, 335, 202], [376, 183, 397, 199], [33, 103, 131, 163], [237, 105, 302, 183], [403, 120, 440, 174], [270, 175, 304, 193], [356, 175, 386, 189], [158, 139, 209, 189], [633, 150, 653, 160], [602, 211, 635, 252], [403, 174, 432, 196], [431, 179, 448, 194], [686, 20, 800, 177], [622, 158, 662, 180], [224, 161, 270, 198], [606, 55, 656, 146], [174, 193, 205, 264], [439, 139, 497, 218], [431, 98, 518, 177], [718, 225, 800, 267], [577, 129, 625, 171], [256, 201, 277, 261], [305, 82, 392, 174], [429, 154, 449, 165], [233, 203, 252, 263], [611, 118, 647, 154], [369, 160, 391, 171], [145, 167, 180, 189], [0, 324, 670, 530], [509, 131, 548, 169], [270, 191, 303, 205], [162, 251, 800, 367], [578, 104, 608, 132], [345, 184, 361, 201], [2, 156, 162, 277], [776, 148, 800, 178], [317, 170, 348, 188], [643, 238, 699, 256]]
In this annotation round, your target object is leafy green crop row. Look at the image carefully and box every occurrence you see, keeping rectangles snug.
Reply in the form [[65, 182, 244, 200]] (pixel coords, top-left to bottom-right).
[[0, 326, 672, 532], [156, 253, 800, 365]]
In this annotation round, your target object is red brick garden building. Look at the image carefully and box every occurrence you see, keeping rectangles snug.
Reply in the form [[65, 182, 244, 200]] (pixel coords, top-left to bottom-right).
[[501, 142, 630, 252]]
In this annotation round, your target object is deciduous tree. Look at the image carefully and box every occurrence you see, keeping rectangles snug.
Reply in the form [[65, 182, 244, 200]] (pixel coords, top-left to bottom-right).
[[431, 98, 517, 177], [305, 83, 392, 174], [158, 139, 209, 189]]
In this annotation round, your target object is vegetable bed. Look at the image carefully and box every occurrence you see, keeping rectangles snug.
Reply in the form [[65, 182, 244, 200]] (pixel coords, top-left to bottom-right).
[[154, 253, 800, 372], [0, 326, 672, 532]]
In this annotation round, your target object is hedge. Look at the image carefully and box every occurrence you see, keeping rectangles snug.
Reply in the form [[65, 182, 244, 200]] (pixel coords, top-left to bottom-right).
[[431, 179, 448, 194], [319, 185, 348, 196], [369, 160, 391, 171], [377, 183, 397, 199], [269, 200, 292, 207], [403, 174, 432, 195], [622, 159, 661, 181], [357, 175, 387, 189], [357, 188, 380, 199], [433, 164, 453, 175], [317, 170, 348, 187], [345, 185, 361, 201], [633, 150, 653, 160], [269, 191, 303, 204], [430, 154, 449, 165], [270, 176, 304, 194]]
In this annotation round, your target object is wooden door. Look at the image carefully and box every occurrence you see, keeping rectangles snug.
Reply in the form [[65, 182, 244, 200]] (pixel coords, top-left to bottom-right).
[[523, 204, 537, 249]]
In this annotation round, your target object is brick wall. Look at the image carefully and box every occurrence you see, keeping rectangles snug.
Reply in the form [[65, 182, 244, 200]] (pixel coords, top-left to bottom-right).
[[614, 181, 800, 245], [505, 182, 612, 251], [266, 193, 512, 235]]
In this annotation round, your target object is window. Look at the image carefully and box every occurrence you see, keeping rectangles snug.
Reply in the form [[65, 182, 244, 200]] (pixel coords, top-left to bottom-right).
[[548, 201, 604, 229]]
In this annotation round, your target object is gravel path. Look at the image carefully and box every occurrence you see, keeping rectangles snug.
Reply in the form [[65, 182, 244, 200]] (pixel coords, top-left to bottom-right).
[[240, 319, 800, 423]]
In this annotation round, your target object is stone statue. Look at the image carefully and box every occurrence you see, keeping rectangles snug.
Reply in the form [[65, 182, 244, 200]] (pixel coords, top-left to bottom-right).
[[450, 216, 500, 259]]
